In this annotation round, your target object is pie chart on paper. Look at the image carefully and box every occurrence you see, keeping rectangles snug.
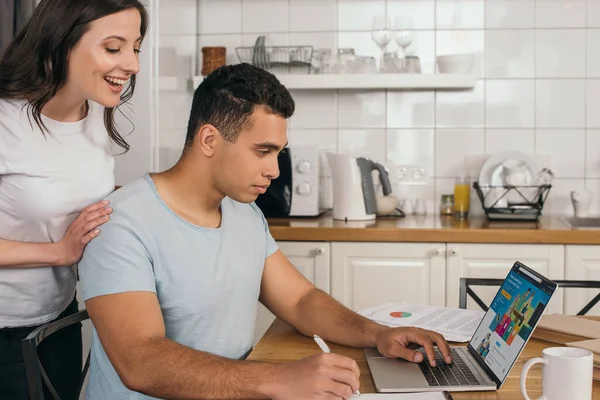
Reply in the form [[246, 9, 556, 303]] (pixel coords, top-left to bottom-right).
[[389, 311, 412, 318]]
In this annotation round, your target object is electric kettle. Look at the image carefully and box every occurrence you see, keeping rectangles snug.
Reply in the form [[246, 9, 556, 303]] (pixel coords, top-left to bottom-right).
[[326, 153, 393, 221]]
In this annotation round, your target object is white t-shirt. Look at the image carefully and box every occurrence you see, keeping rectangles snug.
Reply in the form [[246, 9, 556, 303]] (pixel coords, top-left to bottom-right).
[[0, 99, 115, 328]]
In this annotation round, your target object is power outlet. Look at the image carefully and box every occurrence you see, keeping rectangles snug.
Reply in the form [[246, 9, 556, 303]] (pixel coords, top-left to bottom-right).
[[391, 165, 428, 185]]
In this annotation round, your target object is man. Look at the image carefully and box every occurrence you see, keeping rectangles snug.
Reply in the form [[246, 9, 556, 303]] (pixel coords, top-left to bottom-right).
[[78, 63, 452, 400]]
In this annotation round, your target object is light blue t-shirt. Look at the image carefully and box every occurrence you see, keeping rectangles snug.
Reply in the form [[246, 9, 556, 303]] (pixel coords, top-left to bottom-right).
[[78, 174, 279, 399]]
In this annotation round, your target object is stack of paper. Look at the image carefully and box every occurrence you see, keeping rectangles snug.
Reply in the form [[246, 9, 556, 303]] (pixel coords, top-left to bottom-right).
[[532, 314, 600, 345], [358, 302, 485, 343]]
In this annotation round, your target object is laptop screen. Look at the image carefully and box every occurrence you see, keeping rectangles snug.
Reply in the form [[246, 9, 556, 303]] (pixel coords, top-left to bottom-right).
[[467, 262, 557, 385]]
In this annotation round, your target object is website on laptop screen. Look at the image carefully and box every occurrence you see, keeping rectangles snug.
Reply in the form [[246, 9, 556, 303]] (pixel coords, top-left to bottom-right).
[[468, 264, 555, 382]]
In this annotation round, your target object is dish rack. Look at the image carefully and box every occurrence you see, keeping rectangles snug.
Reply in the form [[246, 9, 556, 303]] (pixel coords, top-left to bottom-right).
[[235, 44, 313, 73], [473, 181, 552, 221]]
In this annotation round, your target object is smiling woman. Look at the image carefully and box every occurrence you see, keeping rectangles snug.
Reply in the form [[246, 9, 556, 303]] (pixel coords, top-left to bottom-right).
[[0, 1, 147, 399]]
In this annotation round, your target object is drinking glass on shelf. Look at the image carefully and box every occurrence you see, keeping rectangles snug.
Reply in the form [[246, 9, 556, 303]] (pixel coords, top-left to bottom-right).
[[454, 176, 471, 220], [393, 16, 415, 66], [371, 15, 392, 72]]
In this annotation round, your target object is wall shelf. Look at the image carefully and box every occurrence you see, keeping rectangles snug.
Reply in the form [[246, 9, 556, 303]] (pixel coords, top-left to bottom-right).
[[191, 73, 475, 91]]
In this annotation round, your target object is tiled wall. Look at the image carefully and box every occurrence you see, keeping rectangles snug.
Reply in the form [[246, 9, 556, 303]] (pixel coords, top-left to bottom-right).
[[158, 0, 600, 217]]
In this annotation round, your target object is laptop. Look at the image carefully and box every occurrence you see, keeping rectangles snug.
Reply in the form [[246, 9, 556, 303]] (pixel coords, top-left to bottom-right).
[[364, 261, 558, 393]]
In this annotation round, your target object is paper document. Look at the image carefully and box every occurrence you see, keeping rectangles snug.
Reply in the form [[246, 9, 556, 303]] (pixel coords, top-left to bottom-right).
[[358, 302, 485, 342], [351, 392, 453, 400]]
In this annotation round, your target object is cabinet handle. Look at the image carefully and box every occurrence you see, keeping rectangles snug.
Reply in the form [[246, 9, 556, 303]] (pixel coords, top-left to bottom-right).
[[450, 248, 459, 256], [316, 248, 325, 255], [433, 248, 444, 256]]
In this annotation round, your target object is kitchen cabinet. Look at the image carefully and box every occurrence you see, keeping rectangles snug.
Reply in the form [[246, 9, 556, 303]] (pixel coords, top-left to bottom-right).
[[445, 244, 565, 314], [253, 241, 330, 344], [565, 245, 600, 316], [330, 242, 446, 311]]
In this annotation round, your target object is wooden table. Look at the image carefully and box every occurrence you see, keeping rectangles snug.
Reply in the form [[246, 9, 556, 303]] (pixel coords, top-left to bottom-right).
[[248, 319, 600, 399]]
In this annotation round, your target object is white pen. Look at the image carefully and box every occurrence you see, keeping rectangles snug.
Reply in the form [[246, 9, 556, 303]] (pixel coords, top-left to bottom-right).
[[313, 335, 360, 396]]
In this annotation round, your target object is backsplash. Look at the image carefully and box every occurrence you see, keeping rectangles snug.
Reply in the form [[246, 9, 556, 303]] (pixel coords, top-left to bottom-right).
[[157, 0, 600, 217]]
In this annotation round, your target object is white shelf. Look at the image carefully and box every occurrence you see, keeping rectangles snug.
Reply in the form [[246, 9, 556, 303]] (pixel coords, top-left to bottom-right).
[[159, 76, 179, 91], [191, 73, 475, 91]]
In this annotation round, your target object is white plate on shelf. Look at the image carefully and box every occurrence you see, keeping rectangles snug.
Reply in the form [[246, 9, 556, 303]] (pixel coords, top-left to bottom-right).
[[478, 151, 540, 205]]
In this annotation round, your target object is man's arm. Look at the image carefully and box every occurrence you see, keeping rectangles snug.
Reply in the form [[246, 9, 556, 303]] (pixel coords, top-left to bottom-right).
[[259, 250, 386, 348], [260, 250, 452, 365], [86, 291, 283, 399]]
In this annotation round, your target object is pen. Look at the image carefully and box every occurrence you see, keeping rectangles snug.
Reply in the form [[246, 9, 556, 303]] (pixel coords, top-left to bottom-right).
[[313, 335, 360, 396]]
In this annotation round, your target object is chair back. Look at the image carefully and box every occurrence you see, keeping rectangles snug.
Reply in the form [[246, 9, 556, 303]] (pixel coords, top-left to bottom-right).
[[459, 278, 600, 315], [21, 310, 91, 400]]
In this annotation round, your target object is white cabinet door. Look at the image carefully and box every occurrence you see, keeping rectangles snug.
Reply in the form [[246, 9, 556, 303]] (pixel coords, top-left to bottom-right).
[[446, 244, 564, 313], [330, 242, 446, 312], [254, 241, 330, 344], [565, 245, 600, 316]]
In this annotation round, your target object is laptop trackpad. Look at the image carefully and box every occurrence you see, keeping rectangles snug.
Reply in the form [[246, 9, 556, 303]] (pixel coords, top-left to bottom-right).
[[369, 357, 429, 390]]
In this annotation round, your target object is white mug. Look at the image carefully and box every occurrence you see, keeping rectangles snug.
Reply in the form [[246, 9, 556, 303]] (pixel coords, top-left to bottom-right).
[[520, 347, 593, 400], [571, 190, 593, 218]]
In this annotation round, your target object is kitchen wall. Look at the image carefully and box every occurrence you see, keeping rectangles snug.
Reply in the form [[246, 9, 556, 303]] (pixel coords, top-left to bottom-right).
[[157, 0, 600, 217]]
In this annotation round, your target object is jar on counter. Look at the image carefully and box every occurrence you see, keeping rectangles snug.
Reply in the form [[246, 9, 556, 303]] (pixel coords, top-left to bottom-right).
[[440, 194, 454, 215]]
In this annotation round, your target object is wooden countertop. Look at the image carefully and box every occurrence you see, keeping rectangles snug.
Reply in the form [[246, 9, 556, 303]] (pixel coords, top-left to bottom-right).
[[248, 318, 600, 400], [266, 213, 600, 244]]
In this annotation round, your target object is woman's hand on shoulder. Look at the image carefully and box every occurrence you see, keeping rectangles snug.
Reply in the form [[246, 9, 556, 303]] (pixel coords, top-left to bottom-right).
[[54, 200, 113, 266]]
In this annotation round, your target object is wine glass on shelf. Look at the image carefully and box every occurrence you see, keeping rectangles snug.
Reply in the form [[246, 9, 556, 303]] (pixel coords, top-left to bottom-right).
[[371, 15, 392, 72], [393, 16, 415, 70]]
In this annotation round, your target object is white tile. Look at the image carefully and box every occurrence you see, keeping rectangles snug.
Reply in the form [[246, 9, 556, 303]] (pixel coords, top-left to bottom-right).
[[436, 0, 484, 29], [386, 0, 435, 30], [536, 80, 586, 128], [337, 91, 386, 129], [242, 0, 289, 33], [337, 0, 386, 31], [337, 129, 387, 163], [434, 129, 484, 178], [436, 30, 485, 77], [386, 129, 435, 176], [158, 92, 194, 131], [198, 0, 242, 35], [159, 35, 196, 78], [393, 180, 436, 216], [485, 129, 536, 155], [436, 80, 485, 128], [241, 33, 289, 47], [485, 30, 535, 78], [536, 0, 586, 28], [289, 130, 337, 177], [159, 0, 197, 35], [587, 129, 600, 180], [387, 91, 435, 128], [290, 0, 337, 32], [387, 31, 436, 74], [588, 30, 600, 77], [588, 0, 600, 27], [536, 30, 586, 78], [485, 0, 535, 28], [585, 179, 600, 216], [290, 32, 336, 50], [586, 130, 600, 178], [289, 91, 337, 129], [545, 178, 586, 216], [197, 34, 243, 71], [587, 80, 600, 127], [337, 32, 381, 61], [485, 80, 535, 128], [535, 129, 586, 178]]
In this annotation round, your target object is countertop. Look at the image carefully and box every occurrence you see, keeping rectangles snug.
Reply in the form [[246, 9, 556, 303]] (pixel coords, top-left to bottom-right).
[[266, 212, 600, 244]]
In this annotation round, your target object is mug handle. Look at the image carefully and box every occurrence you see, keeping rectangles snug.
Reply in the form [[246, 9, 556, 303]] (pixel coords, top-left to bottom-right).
[[520, 357, 548, 400]]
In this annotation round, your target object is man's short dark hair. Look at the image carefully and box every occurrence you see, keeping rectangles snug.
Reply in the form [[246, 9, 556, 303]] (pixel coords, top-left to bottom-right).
[[184, 63, 295, 149]]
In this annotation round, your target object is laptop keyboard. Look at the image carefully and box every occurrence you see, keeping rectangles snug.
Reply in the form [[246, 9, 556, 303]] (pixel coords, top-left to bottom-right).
[[417, 348, 483, 387]]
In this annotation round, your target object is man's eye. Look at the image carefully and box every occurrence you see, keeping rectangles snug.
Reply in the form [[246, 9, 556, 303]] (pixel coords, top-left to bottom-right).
[[257, 150, 270, 157]]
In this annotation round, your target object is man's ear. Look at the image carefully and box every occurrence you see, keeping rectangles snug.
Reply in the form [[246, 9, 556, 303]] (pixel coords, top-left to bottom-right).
[[196, 124, 220, 157]]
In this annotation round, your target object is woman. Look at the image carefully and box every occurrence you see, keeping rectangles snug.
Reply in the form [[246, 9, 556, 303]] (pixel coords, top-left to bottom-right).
[[0, 0, 148, 398]]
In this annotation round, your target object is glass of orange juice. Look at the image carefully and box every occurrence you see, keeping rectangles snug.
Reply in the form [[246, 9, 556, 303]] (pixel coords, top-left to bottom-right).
[[454, 176, 471, 219]]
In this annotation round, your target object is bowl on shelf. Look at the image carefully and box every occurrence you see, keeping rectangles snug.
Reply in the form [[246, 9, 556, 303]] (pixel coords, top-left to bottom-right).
[[437, 53, 474, 73]]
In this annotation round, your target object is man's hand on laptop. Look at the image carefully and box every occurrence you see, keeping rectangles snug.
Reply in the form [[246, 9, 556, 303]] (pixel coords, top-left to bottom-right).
[[376, 326, 453, 367], [270, 352, 360, 400]]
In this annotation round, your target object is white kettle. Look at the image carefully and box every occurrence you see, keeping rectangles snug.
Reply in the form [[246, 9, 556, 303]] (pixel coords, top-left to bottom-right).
[[326, 153, 393, 221]]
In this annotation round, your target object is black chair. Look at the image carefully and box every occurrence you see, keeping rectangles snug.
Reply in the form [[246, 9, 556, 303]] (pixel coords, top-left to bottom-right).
[[21, 310, 91, 400], [459, 278, 600, 315]]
